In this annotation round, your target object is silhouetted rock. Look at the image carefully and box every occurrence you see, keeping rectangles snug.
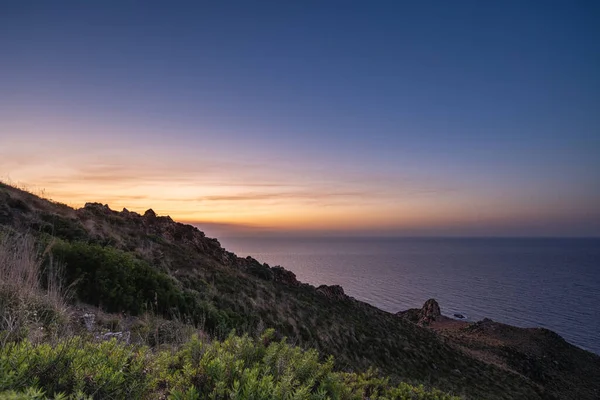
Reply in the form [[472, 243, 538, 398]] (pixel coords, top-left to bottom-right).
[[143, 208, 157, 219], [272, 266, 299, 286], [84, 202, 112, 213], [240, 257, 274, 281], [316, 284, 346, 300]]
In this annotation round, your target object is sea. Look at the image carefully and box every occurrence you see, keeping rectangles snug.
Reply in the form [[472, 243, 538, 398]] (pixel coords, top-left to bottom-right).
[[220, 237, 600, 355]]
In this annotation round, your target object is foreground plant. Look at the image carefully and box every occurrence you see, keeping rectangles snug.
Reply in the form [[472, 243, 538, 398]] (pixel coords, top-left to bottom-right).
[[0, 330, 458, 400]]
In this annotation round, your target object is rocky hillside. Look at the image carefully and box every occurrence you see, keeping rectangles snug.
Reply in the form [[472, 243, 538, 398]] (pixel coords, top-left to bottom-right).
[[1, 181, 599, 399], [398, 300, 600, 400]]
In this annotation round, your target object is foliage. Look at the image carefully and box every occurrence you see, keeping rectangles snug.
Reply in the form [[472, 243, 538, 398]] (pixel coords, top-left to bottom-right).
[[37, 213, 88, 243], [52, 241, 172, 315], [50, 242, 233, 334], [0, 331, 459, 400]]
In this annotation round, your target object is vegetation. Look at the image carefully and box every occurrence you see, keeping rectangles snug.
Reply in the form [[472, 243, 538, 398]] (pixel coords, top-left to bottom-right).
[[0, 232, 70, 346], [3, 181, 599, 399], [0, 221, 458, 400], [0, 332, 458, 400]]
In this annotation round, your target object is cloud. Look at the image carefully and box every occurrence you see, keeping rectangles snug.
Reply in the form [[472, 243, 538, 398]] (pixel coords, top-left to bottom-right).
[[195, 190, 371, 202], [1, 142, 474, 231]]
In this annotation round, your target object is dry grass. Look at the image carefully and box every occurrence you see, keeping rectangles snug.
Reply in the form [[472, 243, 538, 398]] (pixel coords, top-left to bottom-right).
[[0, 233, 40, 292], [0, 231, 71, 344]]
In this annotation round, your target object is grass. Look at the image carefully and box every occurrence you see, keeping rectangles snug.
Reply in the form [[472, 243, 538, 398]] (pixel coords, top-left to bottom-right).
[[0, 231, 71, 345]]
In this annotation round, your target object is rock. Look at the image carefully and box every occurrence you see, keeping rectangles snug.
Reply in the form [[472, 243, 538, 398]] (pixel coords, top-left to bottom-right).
[[454, 313, 466, 319], [397, 298, 441, 326], [237, 257, 274, 280], [144, 209, 157, 219], [272, 266, 300, 286], [316, 284, 346, 300], [421, 299, 441, 320], [84, 202, 112, 213], [98, 331, 131, 344], [82, 313, 95, 331]]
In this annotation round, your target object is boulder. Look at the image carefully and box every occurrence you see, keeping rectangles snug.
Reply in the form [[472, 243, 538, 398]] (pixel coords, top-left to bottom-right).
[[316, 284, 346, 300], [421, 298, 441, 321], [397, 298, 441, 326], [272, 266, 300, 286], [98, 331, 131, 344], [143, 209, 157, 219], [81, 313, 95, 331], [84, 202, 112, 213]]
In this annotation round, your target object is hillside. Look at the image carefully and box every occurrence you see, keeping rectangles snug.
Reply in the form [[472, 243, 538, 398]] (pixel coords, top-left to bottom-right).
[[1, 182, 599, 399]]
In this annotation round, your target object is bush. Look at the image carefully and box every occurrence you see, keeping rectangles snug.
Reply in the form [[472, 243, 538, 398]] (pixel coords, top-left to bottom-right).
[[53, 242, 187, 315], [37, 213, 89, 242], [0, 331, 459, 400], [51, 242, 238, 335], [0, 337, 149, 399]]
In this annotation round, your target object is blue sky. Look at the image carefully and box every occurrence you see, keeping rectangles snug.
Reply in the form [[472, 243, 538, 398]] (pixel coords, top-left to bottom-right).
[[1, 1, 599, 236]]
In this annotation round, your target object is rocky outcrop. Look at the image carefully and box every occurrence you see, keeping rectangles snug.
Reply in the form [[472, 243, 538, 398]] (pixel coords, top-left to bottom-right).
[[143, 208, 157, 219], [237, 256, 274, 280], [76, 201, 238, 267], [272, 266, 300, 286], [421, 298, 441, 321], [235, 259, 301, 287], [83, 202, 113, 214], [316, 284, 346, 300], [397, 298, 441, 326]]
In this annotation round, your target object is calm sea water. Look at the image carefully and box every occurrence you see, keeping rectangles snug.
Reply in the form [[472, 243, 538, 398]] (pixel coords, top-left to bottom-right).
[[220, 237, 600, 355]]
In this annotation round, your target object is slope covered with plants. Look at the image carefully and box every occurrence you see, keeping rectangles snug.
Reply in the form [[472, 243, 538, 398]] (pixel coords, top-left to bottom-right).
[[0, 331, 458, 400], [2, 182, 598, 399]]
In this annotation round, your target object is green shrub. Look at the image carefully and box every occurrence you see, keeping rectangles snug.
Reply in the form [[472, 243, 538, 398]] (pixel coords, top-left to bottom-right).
[[0, 387, 48, 399], [37, 213, 88, 242], [0, 331, 459, 400], [0, 338, 150, 399], [51, 242, 239, 335], [52, 242, 174, 315]]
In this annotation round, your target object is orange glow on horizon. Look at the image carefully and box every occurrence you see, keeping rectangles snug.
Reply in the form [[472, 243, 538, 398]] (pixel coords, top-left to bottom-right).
[[2, 128, 598, 236]]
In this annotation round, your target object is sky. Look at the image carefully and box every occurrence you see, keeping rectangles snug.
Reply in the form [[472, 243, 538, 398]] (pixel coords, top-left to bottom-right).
[[1, 1, 599, 237]]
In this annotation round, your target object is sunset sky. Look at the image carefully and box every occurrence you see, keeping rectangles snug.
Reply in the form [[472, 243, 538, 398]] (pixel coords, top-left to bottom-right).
[[1, 1, 599, 236]]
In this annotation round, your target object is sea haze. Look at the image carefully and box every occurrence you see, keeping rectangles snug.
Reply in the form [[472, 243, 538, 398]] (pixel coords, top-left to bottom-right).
[[220, 237, 600, 355]]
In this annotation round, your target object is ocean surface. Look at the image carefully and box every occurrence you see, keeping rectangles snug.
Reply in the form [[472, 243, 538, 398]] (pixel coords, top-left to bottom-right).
[[220, 237, 600, 355]]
